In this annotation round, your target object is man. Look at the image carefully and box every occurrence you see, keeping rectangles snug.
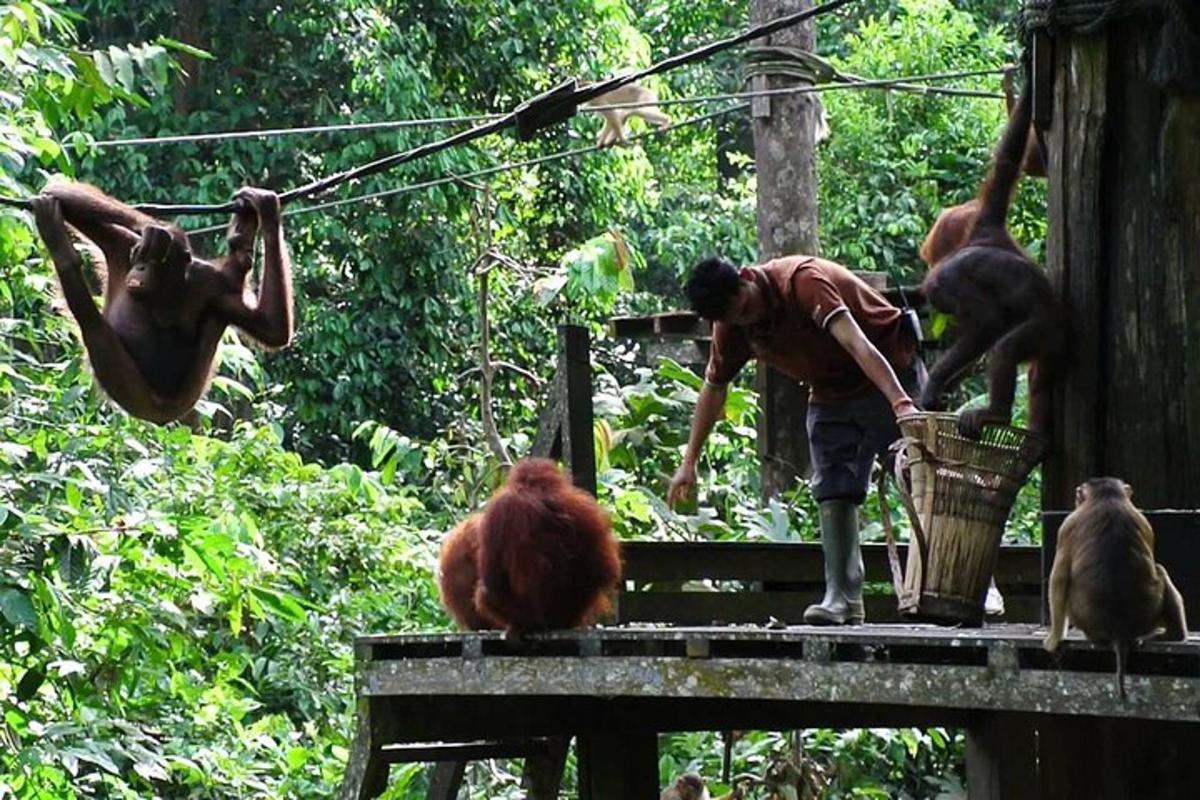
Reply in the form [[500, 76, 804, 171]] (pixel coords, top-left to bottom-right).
[[667, 255, 922, 625]]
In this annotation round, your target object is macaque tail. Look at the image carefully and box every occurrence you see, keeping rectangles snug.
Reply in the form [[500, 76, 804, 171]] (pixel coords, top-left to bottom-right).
[[1114, 640, 1130, 700], [973, 56, 1033, 234]]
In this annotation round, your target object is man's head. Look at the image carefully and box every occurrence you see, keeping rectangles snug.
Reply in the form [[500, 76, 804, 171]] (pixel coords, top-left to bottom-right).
[[686, 257, 763, 324]]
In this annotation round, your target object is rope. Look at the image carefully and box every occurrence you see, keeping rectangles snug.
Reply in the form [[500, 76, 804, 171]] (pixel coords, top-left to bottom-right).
[[124, 0, 866, 216], [1023, 0, 1199, 90], [90, 113, 510, 148], [743, 45, 835, 84], [79, 65, 1009, 151], [3, 67, 1004, 218], [1023, 0, 1159, 33], [181, 69, 1007, 235], [185, 102, 752, 236]]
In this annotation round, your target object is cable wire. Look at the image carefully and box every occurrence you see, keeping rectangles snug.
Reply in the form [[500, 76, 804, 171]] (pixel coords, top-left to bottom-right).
[[87, 66, 1005, 148], [1, 0, 862, 215]]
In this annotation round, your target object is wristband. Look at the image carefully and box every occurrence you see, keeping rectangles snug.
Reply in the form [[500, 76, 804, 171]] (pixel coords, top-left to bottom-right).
[[891, 397, 913, 413]]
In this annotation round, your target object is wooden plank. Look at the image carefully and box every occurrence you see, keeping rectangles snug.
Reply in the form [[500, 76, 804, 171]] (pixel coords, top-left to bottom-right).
[[616, 590, 813, 626], [359, 653, 1200, 722], [653, 311, 709, 337], [378, 741, 551, 763], [339, 697, 391, 800], [620, 541, 1043, 586], [1037, 716, 1200, 800], [608, 315, 657, 338], [522, 737, 569, 800], [343, 694, 969, 744], [355, 623, 1200, 653]]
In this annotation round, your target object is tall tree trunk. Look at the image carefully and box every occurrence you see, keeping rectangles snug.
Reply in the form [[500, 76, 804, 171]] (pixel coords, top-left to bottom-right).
[[173, 0, 206, 115], [750, 0, 821, 499]]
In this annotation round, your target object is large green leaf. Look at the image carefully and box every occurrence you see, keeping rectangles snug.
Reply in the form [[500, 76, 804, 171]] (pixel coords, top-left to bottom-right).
[[0, 587, 38, 632]]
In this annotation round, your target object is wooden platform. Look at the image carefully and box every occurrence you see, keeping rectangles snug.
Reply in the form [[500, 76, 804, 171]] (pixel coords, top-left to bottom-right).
[[341, 624, 1200, 799]]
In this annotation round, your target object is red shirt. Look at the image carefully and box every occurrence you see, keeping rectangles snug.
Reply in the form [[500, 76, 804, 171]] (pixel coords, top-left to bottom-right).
[[704, 256, 914, 403]]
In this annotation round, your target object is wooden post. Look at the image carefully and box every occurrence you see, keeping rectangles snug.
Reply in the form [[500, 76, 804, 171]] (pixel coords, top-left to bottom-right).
[[522, 737, 570, 800], [577, 732, 659, 799], [425, 762, 466, 800], [1042, 21, 1200, 509], [339, 697, 392, 800], [964, 713, 1037, 800], [531, 324, 597, 494], [559, 325, 597, 495], [750, 0, 820, 499]]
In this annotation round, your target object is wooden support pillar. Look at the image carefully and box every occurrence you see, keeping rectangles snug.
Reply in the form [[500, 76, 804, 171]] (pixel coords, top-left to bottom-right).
[[964, 712, 1037, 800], [577, 732, 658, 799], [1042, 19, 1200, 509], [522, 737, 570, 800], [750, 0, 819, 498], [339, 697, 394, 800], [426, 762, 465, 800], [531, 324, 597, 494]]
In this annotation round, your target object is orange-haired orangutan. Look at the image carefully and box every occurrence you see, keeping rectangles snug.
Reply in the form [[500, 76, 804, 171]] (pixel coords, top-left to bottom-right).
[[916, 60, 1062, 437], [32, 181, 294, 424], [438, 458, 622, 635], [918, 68, 1046, 270]]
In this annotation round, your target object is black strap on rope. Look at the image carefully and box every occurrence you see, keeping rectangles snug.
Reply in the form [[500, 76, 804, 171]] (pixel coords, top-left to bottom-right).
[[1, 0, 859, 217]]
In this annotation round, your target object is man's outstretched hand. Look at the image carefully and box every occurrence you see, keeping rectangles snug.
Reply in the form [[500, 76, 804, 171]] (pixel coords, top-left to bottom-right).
[[667, 461, 697, 509]]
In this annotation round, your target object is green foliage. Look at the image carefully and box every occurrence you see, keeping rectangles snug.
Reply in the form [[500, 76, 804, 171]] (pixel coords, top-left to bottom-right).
[[817, 0, 1046, 282]]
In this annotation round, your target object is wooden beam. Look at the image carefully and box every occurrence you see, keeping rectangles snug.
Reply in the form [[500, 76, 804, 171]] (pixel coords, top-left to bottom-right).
[[620, 541, 1043, 585]]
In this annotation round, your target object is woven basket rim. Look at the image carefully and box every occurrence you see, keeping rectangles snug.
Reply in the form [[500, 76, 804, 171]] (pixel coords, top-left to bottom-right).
[[896, 410, 1047, 447]]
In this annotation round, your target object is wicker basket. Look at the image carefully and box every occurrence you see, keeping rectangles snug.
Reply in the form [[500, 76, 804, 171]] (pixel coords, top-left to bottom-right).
[[889, 412, 1046, 626]]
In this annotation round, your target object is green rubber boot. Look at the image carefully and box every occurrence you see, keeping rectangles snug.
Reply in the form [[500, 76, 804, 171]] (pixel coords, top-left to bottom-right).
[[803, 499, 865, 625]]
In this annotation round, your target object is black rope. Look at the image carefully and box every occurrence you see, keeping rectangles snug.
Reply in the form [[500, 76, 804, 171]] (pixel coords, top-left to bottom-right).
[[0, 0, 859, 217]]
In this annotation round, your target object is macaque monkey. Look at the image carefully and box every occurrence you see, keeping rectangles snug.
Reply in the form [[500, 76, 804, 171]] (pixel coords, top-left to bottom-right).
[[661, 774, 710, 800], [581, 81, 672, 146], [1043, 478, 1189, 698], [662, 774, 748, 800]]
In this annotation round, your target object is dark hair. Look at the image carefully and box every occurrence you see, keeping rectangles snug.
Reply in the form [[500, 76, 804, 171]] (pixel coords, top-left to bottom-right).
[[685, 257, 741, 320]]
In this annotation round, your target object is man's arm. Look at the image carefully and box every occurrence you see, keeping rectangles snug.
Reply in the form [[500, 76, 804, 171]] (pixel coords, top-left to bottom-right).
[[827, 312, 917, 416], [666, 380, 729, 508]]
